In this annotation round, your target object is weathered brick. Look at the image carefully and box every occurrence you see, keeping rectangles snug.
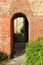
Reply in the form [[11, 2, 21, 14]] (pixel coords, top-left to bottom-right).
[[0, 0, 43, 56]]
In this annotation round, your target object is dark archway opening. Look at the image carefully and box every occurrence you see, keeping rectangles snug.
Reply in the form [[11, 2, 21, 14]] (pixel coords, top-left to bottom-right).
[[11, 13, 29, 58]]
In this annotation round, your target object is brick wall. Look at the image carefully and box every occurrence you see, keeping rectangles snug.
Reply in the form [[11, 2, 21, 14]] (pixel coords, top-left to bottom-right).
[[0, 0, 43, 56]]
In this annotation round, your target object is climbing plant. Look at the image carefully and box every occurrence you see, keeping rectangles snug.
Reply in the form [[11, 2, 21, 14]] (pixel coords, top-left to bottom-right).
[[25, 37, 43, 65]]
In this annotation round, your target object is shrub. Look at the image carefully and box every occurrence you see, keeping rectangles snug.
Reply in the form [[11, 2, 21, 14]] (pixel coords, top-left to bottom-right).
[[0, 53, 8, 62], [25, 37, 43, 65]]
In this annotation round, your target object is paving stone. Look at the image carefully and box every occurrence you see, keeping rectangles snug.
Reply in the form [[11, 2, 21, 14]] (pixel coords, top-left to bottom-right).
[[5, 54, 25, 65]]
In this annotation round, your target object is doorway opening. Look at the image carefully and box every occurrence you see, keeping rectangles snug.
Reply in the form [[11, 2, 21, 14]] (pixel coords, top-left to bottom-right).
[[11, 13, 29, 57]]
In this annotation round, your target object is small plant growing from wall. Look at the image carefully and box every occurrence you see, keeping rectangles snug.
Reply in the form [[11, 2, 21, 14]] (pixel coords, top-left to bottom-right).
[[0, 53, 8, 62], [25, 37, 43, 65]]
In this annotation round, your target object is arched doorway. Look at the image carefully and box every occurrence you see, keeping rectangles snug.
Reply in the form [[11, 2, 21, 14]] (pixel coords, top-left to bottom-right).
[[11, 13, 29, 57]]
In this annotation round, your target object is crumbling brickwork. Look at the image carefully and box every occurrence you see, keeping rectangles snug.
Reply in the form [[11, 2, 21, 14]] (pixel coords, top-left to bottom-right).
[[0, 0, 43, 56]]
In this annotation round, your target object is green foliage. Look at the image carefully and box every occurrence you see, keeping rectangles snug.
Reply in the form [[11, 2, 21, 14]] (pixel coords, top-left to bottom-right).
[[0, 53, 8, 62], [25, 37, 43, 65], [21, 25, 25, 33], [20, 24, 28, 42]]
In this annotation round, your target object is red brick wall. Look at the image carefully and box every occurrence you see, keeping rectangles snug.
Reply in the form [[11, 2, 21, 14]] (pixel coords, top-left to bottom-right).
[[0, 0, 43, 56], [0, 16, 11, 55], [30, 15, 43, 40]]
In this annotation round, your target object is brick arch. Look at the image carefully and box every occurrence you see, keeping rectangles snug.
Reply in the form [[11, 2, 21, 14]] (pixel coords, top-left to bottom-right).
[[11, 13, 29, 57], [11, 13, 28, 20]]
